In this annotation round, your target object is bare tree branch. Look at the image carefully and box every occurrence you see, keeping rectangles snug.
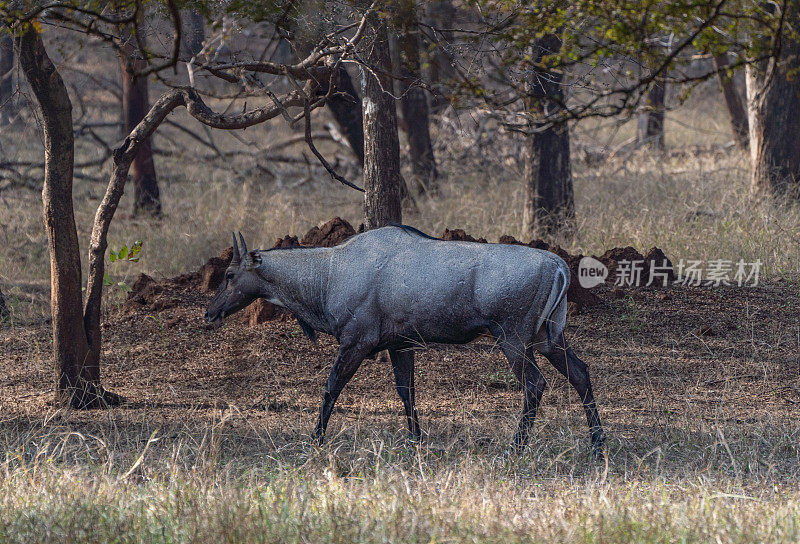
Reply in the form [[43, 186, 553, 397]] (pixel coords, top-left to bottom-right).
[[302, 98, 364, 192]]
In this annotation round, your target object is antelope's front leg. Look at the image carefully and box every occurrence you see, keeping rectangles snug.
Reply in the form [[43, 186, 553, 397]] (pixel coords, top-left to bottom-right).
[[312, 344, 366, 444]]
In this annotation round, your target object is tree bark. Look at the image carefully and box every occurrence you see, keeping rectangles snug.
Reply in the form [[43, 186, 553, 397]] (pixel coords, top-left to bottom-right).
[[522, 34, 574, 238], [747, 0, 800, 197], [425, 0, 456, 113], [119, 37, 161, 215], [318, 67, 365, 165], [637, 82, 666, 151], [181, 9, 205, 57], [361, 11, 403, 228], [17, 27, 119, 408], [0, 35, 14, 125], [0, 285, 8, 320], [714, 53, 749, 152], [397, 0, 439, 195], [295, 35, 365, 165]]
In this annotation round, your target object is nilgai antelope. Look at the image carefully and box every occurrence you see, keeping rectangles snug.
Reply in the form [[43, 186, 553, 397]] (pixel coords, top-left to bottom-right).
[[205, 225, 605, 456]]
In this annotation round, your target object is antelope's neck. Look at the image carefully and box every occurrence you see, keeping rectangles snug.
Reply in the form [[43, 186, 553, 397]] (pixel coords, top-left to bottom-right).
[[258, 248, 332, 334]]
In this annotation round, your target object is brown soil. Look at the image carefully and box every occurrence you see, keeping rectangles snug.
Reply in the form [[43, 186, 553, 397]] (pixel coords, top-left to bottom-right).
[[440, 228, 488, 243], [300, 216, 357, 247], [598, 246, 647, 279], [272, 235, 301, 249]]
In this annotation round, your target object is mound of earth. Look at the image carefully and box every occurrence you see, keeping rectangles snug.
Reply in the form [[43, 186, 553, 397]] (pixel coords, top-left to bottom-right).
[[598, 246, 646, 280], [596, 246, 676, 286], [440, 228, 488, 243], [200, 247, 234, 293], [643, 247, 676, 282], [272, 235, 301, 249], [123, 273, 182, 313], [301, 217, 356, 247]]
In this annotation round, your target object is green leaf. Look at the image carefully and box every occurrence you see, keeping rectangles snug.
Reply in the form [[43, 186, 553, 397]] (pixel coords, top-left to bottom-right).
[[117, 282, 132, 293], [130, 240, 143, 258], [118, 245, 128, 260], [103, 273, 114, 286], [109, 252, 117, 263]]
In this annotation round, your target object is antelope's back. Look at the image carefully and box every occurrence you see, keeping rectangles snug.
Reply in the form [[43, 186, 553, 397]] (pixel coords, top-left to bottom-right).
[[327, 226, 568, 327]]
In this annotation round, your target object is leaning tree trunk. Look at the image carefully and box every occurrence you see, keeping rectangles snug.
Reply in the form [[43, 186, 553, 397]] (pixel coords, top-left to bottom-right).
[[361, 10, 403, 228], [17, 27, 119, 408], [319, 67, 365, 165], [747, 0, 800, 197], [181, 9, 205, 57], [119, 37, 161, 215], [714, 53, 749, 152], [637, 82, 666, 151], [426, 0, 456, 113], [295, 36, 365, 165], [0, 35, 14, 125], [397, 0, 439, 195], [522, 34, 574, 238]]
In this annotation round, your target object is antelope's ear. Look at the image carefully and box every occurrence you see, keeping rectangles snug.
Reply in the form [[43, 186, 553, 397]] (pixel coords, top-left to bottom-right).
[[244, 251, 261, 270]]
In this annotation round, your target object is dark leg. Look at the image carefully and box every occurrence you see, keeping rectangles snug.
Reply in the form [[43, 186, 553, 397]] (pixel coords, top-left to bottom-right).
[[499, 340, 547, 450], [312, 345, 365, 444], [389, 348, 421, 442], [542, 334, 605, 457]]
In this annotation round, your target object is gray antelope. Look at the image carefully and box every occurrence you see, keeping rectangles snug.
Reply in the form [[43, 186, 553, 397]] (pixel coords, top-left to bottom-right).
[[205, 225, 605, 456]]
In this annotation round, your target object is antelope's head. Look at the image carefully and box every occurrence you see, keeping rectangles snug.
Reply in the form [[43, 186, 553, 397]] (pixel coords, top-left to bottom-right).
[[204, 232, 263, 324]]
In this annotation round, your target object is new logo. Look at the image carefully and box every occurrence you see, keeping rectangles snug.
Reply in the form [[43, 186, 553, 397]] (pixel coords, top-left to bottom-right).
[[578, 257, 608, 288]]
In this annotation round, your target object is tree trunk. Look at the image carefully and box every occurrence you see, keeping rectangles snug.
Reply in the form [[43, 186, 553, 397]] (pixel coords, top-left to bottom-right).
[[119, 39, 161, 215], [397, 0, 439, 195], [0, 285, 8, 320], [637, 82, 666, 151], [522, 34, 574, 238], [318, 67, 365, 165], [426, 0, 456, 113], [181, 9, 205, 57], [747, 1, 800, 197], [361, 11, 403, 228], [17, 27, 119, 408], [0, 35, 14, 125], [295, 35, 365, 165], [714, 53, 749, 152]]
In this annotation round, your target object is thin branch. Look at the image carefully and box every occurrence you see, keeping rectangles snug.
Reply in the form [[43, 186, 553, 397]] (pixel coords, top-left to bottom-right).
[[302, 98, 364, 192]]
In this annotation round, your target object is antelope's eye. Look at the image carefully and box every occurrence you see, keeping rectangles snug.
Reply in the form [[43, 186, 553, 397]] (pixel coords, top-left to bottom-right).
[[225, 272, 235, 281]]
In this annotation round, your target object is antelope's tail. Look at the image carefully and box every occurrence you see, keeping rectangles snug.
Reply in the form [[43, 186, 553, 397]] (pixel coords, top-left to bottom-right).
[[540, 260, 570, 348]]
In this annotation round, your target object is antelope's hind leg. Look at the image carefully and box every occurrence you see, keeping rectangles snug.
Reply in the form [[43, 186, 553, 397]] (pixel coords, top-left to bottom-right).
[[498, 339, 547, 450], [541, 334, 605, 458], [388, 347, 422, 443]]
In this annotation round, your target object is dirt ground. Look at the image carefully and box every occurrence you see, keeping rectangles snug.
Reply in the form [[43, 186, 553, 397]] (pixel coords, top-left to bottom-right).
[[3, 253, 799, 472]]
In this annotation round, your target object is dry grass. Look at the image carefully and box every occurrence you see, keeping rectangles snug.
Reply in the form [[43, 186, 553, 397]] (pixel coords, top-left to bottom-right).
[[2, 41, 800, 542], [1, 429, 799, 543]]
